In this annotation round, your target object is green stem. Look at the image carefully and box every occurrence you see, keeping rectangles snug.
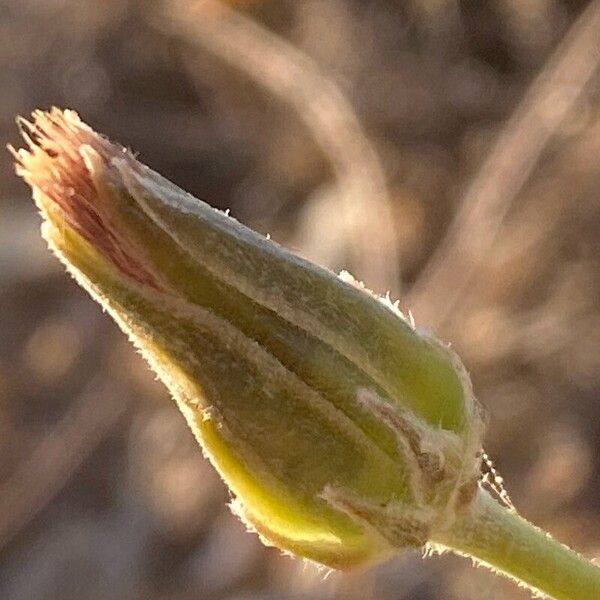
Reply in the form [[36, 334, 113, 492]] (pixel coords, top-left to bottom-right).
[[432, 489, 600, 600]]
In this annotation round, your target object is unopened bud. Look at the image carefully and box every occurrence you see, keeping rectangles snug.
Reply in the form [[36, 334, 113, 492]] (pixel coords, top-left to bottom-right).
[[12, 109, 484, 568]]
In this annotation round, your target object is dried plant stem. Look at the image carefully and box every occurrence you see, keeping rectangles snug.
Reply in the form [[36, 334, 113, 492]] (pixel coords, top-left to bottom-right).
[[408, 0, 600, 329], [0, 378, 126, 552], [434, 489, 600, 600], [158, 0, 400, 295]]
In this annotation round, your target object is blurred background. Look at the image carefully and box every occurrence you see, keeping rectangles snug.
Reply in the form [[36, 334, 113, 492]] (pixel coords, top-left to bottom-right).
[[1, 1, 599, 598]]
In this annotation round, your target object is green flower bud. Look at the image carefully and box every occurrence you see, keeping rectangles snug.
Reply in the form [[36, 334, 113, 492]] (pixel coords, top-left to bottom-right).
[[12, 109, 484, 569]]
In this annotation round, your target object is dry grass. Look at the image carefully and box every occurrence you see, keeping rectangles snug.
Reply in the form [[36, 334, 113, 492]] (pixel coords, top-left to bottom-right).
[[1, 1, 599, 599]]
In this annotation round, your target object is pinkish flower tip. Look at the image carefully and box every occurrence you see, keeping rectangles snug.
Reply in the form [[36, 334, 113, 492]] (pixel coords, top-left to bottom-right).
[[10, 108, 162, 289]]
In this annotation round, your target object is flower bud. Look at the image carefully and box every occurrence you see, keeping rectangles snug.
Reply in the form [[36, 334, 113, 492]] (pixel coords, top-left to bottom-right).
[[12, 109, 484, 568]]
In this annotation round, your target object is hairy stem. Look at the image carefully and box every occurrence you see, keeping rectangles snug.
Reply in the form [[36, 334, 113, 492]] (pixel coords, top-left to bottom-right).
[[433, 489, 600, 599]]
